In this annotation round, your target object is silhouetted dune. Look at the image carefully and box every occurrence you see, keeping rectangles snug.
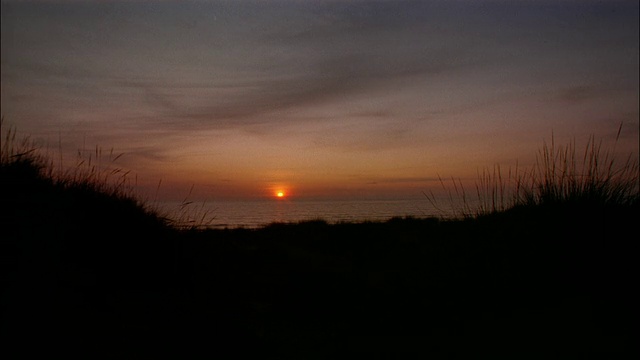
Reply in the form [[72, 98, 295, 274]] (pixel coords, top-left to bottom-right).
[[2, 143, 638, 358]]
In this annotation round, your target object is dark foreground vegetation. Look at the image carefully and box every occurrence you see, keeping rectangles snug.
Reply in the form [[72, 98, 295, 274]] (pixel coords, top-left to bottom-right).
[[2, 129, 638, 358]]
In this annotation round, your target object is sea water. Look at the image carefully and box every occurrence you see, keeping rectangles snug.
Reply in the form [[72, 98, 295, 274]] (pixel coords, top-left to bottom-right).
[[157, 198, 455, 229]]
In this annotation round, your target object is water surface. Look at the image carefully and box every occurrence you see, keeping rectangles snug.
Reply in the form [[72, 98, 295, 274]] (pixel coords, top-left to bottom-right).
[[158, 198, 447, 228]]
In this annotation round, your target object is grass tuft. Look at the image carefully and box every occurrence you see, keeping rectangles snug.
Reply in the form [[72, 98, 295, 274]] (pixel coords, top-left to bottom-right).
[[517, 134, 639, 208], [426, 129, 639, 217]]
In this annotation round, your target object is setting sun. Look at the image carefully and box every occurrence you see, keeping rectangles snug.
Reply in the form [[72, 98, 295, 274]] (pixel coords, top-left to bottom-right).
[[276, 191, 285, 198]]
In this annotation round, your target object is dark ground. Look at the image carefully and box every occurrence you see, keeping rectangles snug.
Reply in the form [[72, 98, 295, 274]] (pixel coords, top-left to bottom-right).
[[1, 158, 638, 358]]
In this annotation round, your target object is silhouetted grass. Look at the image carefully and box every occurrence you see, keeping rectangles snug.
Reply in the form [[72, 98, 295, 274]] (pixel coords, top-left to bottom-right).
[[426, 128, 639, 217], [2, 121, 638, 358], [515, 134, 639, 208]]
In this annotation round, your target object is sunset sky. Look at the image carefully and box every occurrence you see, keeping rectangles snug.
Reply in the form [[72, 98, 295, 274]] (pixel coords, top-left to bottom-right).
[[2, 0, 638, 201]]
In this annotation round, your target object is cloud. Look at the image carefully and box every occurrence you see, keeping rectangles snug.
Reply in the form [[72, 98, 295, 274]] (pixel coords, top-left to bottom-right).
[[556, 86, 604, 104], [115, 15, 478, 133], [110, 47, 469, 132], [364, 176, 442, 186], [1, 0, 507, 136]]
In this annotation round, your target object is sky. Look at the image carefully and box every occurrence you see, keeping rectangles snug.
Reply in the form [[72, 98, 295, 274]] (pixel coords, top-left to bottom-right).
[[2, 0, 638, 201]]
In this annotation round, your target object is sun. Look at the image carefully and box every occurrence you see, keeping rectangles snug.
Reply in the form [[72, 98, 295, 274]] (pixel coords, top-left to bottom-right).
[[271, 186, 289, 199]]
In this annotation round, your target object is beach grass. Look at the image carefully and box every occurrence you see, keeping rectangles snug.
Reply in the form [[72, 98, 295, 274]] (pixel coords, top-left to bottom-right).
[[2, 122, 638, 358], [426, 129, 639, 217]]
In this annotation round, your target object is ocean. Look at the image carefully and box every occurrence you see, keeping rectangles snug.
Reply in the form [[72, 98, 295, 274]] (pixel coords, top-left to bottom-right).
[[157, 198, 452, 229]]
